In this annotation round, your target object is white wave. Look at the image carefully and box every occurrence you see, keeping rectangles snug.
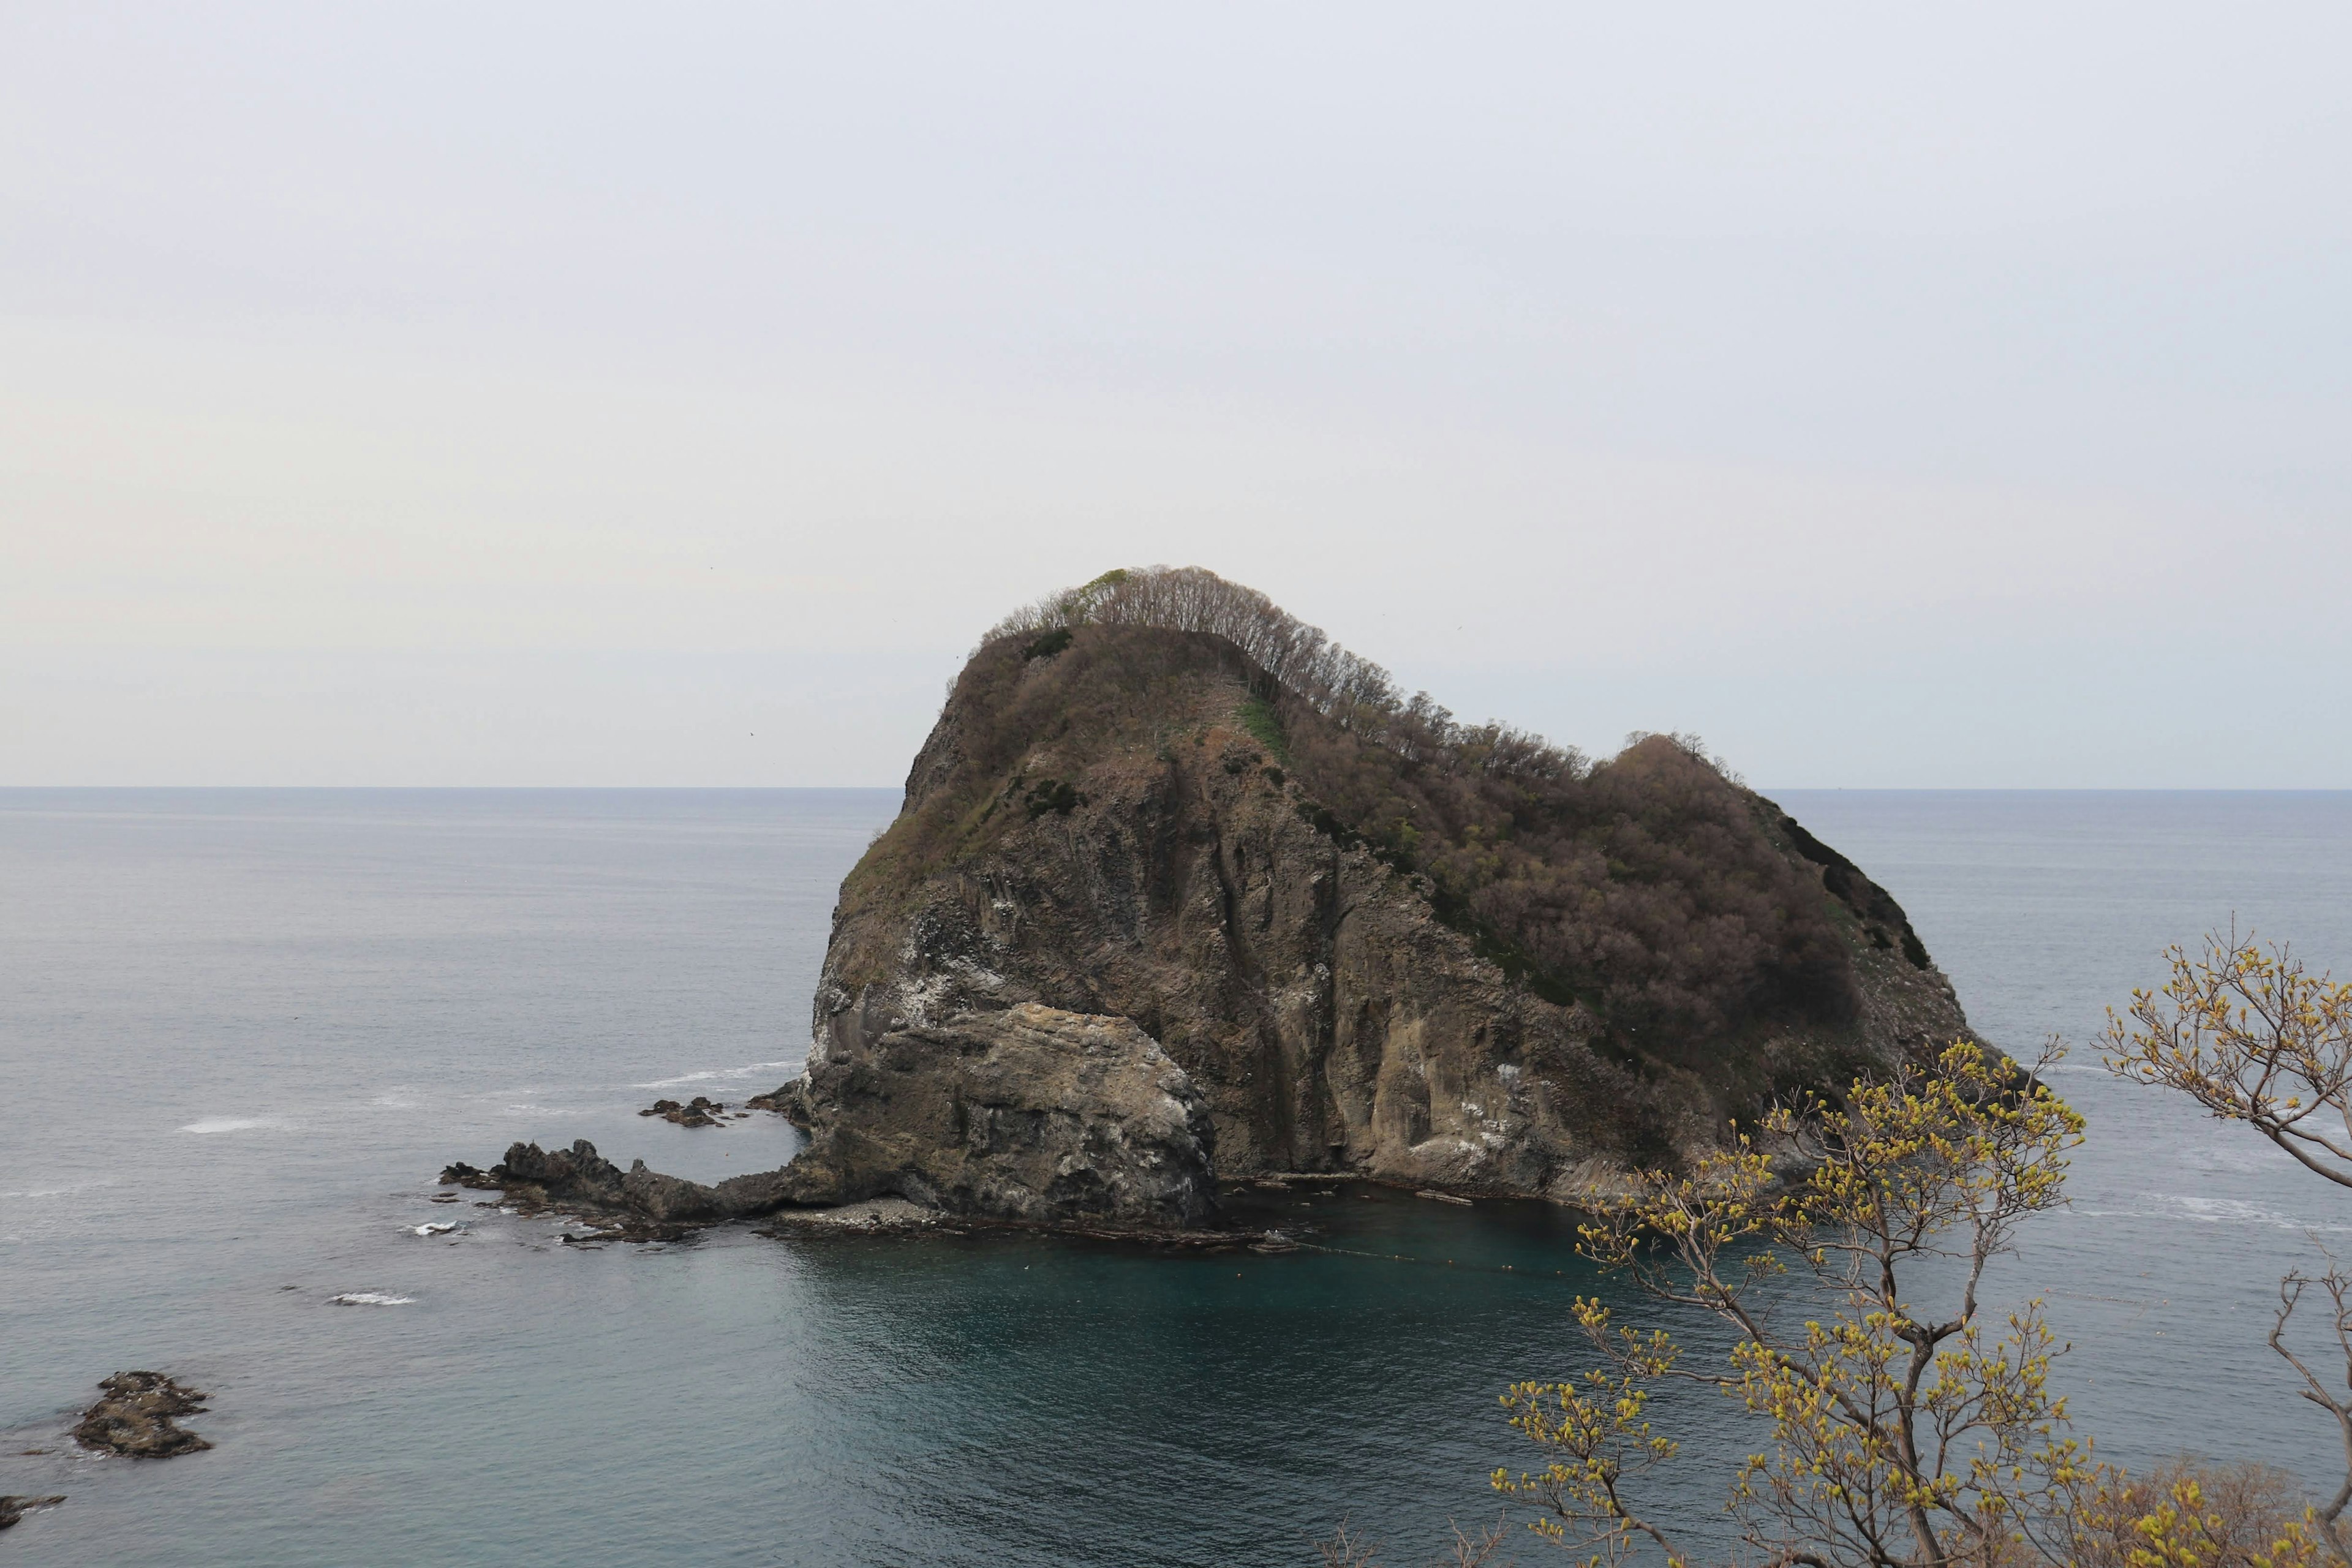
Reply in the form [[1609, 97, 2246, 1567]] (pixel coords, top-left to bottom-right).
[[1, 1178, 112, 1199], [2142, 1192, 2352, 1233], [329, 1292, 416, 1306], [180, 1116, 290, 1134], [633, 1059, 796, 1090], [410, 1221, 462, 1236], [371, 1093, 420, 1109], [2035, 1064, 2109, 1077]]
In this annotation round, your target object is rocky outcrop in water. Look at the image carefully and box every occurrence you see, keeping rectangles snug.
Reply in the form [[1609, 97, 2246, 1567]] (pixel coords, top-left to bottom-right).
[[72, 1372, 211, 1458], [782, 570, 1970, 1212], [449, 569, 1971, 1232], [0, 1496, 67, 1529], [442, 1140, 796, 1226], [745, 1082, 810, 1125], [445, 1003, 1218, 1229], [639, 1096, 728, 1127]]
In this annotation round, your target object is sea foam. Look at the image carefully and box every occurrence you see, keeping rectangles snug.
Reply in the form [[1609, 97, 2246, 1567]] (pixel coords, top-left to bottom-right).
[[633, 1058, 796, 1090], [180, 1116, 291, 1134]]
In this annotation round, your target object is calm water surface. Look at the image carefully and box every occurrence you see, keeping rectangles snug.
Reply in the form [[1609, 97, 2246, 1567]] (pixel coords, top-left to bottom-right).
[[2, 788, 2348, 1564]]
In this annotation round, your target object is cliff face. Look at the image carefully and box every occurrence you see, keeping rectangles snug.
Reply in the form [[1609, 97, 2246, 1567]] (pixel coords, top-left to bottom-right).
[[785, 618, 1968, 1214], [785, 1002, 1218, 1224]]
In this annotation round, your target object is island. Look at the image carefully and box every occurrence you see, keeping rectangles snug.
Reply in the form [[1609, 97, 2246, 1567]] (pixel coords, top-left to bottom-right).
[[446, 567, 1967, 1235]]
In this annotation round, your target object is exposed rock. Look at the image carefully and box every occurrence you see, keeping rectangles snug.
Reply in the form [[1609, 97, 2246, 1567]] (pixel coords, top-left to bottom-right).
[[445, 1004, 1216, 1231], [745, 1080, 810, 1127], [780, 1001, 1218, 1226], [72, 1371, 211, 1458], [0, 1496, 66, 1529], [639, 1095, 726, 1127], [443, 1138, 798, 1226], [758, 1196, 943, 1233]]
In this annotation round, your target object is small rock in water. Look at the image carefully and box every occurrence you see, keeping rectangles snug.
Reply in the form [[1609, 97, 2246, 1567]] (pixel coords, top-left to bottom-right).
[[0, 1496, 67, 1530], [72, 1371, 211, 1458], [638, 1096, 726, 1127]]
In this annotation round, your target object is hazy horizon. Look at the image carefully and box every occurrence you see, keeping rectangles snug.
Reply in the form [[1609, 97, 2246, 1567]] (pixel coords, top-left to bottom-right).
[[6, 5, 2346, 789]]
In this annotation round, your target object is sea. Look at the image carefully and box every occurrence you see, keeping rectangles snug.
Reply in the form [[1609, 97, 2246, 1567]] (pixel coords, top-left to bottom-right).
[[2, 788, 2348, 1566]]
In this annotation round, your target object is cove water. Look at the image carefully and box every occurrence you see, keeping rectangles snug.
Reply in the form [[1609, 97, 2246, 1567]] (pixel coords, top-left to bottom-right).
[[3, 788, 2348, 1566]]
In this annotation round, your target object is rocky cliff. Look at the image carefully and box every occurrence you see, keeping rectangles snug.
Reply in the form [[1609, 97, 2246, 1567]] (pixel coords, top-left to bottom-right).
[[776, 570, 1970, 1218], [450, 568, 1970, 1233]]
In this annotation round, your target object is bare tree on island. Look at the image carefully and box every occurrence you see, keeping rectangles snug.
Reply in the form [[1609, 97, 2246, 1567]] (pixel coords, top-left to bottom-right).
[[2106, 930, 2352, 1563]]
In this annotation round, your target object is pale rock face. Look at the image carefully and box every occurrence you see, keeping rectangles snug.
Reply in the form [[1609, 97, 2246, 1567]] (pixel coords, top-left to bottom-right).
[[784, 1001, 1218, 1226]]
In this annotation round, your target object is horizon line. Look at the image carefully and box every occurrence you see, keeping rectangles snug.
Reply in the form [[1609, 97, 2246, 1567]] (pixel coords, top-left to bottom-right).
[[4, 783, 2351, 795]]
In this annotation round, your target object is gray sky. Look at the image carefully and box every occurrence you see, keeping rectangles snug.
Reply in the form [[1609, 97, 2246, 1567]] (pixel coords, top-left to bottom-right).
[[4, 4, 2346, 787]]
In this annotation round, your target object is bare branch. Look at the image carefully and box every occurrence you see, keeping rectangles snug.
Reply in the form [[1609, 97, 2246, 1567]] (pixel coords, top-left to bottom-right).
[[2104, 929, 2352, 1189]]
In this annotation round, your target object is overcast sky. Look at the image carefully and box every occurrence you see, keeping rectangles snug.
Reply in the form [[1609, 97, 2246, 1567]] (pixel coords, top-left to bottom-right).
[[4, 4, 2346, 787]]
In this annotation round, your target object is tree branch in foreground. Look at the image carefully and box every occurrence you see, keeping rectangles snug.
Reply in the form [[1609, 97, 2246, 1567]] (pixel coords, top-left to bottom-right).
[[2102, 929, 2352, 1191]]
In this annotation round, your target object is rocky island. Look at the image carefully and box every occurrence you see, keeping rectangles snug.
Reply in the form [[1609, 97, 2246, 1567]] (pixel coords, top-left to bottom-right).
[[72, 1371, 211, 1458], [450, 567, 1967, 1234]]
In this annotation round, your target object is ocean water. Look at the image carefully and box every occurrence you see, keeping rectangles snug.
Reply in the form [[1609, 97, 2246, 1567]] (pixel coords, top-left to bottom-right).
[[2, 788, 2348, 1566]]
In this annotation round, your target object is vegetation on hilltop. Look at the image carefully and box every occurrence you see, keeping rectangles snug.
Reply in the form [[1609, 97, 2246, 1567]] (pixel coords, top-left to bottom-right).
[[980, 567, 1910, 1069]]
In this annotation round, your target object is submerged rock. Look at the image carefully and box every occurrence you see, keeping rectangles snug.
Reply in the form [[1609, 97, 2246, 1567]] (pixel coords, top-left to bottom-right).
[[0, 1496, 66, 1529], [72, 1371, 210, 1458]]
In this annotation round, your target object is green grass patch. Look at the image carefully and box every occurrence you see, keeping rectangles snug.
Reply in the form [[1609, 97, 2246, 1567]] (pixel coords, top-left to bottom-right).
[[1236, 696, 1289, 764]]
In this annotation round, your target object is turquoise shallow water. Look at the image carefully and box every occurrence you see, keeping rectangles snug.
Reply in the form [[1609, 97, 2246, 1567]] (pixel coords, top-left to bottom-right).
[[3, 788, 2349, 1565]]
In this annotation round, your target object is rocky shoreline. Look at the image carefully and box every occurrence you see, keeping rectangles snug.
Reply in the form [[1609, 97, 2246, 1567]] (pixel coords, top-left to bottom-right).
[[439, 1139, 1504, 1251]]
